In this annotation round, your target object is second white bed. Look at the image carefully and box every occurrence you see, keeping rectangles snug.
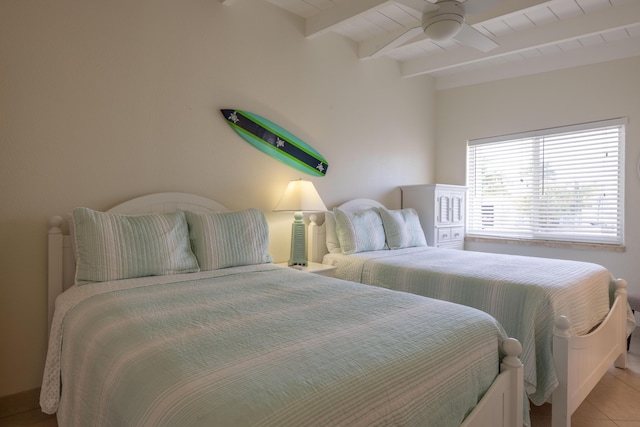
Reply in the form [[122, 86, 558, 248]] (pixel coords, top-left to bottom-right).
[[308, 198, 631, 427]]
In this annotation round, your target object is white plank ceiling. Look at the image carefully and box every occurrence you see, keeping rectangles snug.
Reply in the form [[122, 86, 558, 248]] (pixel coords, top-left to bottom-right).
[[243, 0, 640, 89]]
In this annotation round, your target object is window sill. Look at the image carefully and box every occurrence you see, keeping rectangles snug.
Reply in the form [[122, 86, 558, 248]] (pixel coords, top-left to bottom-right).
[[465, 235, 625, 252]]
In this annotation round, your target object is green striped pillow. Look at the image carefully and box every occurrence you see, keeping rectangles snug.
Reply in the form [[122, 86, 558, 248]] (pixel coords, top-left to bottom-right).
[[72, 208, 200, 284], [185, 209, 273, 271], [333, 207, 387, 255], [377, 207, 427, 249]]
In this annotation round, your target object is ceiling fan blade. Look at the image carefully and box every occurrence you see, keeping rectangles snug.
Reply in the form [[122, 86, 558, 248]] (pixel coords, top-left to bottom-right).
[[452, 22, 498, 52], [364, 26, 423, 58], [462, 0, 505, 16], [394, 0, 439, 14]]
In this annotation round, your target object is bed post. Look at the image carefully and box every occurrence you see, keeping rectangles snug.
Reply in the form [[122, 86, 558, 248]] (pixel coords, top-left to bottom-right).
[[552, 316, 571, 427], [307, 214, 325, 264], [47, 216, 64, 336], [614, 278, 628, 369], [460, 337, 524, 427], [501, 338, 524, 427]]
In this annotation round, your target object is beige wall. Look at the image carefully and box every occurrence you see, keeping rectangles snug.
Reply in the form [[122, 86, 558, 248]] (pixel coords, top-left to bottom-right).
[[0, 1, 436, 397], [435, 56, 640, 297]]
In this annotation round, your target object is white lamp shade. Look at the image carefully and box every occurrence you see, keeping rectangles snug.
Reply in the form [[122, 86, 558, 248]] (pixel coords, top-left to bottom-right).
[[273, 179, 327, 212]]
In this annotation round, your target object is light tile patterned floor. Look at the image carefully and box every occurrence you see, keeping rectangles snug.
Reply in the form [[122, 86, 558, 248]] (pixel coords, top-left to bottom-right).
[[530, 331, 640, 427]]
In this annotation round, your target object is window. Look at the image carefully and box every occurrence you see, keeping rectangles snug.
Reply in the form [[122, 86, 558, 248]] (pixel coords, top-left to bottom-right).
[[466, 118, 625, 246]]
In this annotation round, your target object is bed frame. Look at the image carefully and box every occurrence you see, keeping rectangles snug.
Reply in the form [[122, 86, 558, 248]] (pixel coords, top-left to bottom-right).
[[309, 198, 629, 427], [47, 192, 524, 427]]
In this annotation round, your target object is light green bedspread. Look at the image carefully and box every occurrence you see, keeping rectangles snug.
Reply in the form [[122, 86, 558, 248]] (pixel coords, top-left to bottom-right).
[[324, 247, 618, 405], [41, 264, 508, 427]]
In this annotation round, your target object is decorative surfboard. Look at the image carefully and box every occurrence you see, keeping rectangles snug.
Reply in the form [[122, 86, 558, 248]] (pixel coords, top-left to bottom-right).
[[221, 109, 328, 177]]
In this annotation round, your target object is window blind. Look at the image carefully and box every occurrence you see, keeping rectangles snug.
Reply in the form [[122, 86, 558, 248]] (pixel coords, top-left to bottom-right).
[[466, 118, 625, 245]]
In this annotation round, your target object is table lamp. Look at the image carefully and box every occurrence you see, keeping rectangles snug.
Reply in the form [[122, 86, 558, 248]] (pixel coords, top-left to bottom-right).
[[274, 179, 327, 266]]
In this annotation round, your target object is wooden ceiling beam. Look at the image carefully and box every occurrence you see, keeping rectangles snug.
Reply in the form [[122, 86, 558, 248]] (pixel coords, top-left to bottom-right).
[[401, 0, 640, 77]]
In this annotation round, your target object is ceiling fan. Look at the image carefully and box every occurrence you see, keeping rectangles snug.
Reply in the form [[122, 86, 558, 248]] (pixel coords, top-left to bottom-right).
[[368, 0, 501, 58]]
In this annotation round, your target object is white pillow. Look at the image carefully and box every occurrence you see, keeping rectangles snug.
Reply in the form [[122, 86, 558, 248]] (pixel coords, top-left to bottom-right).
[[185, 209, 273, 271], [377, 207, 427, 249], [72, 208, 200, 285], [333, 207, 386, 255], [324, 211, 342, 254]]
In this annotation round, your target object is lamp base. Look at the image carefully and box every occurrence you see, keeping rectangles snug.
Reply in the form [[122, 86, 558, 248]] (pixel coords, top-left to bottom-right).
[[288, 212, 307, 267]]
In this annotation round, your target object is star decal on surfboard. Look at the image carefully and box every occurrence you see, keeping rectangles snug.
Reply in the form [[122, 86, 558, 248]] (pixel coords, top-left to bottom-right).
[[221, 109, 329, 177]]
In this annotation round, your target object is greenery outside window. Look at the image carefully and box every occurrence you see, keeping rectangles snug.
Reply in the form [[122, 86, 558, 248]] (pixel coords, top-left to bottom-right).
[[466, 118, 626, 246]]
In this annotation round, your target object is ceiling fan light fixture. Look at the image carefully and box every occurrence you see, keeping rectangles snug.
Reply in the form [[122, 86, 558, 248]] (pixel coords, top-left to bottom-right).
[[423, 18, 463, 41], [422, 1, 464, 41]]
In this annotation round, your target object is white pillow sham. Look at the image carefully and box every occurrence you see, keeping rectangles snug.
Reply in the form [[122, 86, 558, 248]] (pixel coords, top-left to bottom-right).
[[333, 207, 386, 255], [377, 207, 427, 249], [185, 209, 273, 271], [72, 207, 200, 285]]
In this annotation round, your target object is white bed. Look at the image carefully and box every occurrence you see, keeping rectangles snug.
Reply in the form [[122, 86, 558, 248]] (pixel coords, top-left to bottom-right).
[[42, 192, 524, 427], [308, 198, 631, 427]]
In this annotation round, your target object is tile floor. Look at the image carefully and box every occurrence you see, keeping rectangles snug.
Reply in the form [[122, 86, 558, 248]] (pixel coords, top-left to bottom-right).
[[2, 333, 640, 427], [530, 332, 640, 427]]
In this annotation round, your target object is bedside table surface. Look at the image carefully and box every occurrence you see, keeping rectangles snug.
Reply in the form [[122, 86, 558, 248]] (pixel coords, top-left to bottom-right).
[[276, 261, 336, 274]]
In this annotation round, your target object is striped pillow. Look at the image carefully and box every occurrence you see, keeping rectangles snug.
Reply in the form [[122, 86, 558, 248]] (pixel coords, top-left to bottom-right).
[[333, 207, 386, 255], [72, 208, 199, 285], [185, 209, 273, 271], [378, 207, 427, 249]]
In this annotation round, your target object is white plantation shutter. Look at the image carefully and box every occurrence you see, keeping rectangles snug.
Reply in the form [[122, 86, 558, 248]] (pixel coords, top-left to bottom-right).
[[466, 118, 625, 245]]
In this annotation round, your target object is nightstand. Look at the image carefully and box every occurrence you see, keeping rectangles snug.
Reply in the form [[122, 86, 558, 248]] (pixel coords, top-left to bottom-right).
[[277, 261, 337, 277]]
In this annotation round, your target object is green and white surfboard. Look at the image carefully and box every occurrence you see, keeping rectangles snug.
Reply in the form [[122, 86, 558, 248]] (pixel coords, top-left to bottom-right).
[[221, 109, 328, 177]]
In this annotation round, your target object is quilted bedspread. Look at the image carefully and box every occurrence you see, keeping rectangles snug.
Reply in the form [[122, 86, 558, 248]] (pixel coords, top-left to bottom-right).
[[323, 246, 617, 405], [41, 264, 508, 427]]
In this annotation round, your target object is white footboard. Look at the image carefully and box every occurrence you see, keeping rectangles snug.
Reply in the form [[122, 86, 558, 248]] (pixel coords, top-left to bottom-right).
[[461, 338, 524, 427], [551, 278, 628, 427]]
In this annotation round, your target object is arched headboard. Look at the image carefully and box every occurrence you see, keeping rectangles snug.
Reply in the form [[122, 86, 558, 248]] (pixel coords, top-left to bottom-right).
[[308, 198, 385, 264], [47, 192, 229, 332], [108, 192, 229, 214]]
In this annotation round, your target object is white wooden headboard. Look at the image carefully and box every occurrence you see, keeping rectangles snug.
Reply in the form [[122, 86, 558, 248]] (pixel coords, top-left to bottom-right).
[[47, 192, 230, 332], [308, 198, 385, 264]]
